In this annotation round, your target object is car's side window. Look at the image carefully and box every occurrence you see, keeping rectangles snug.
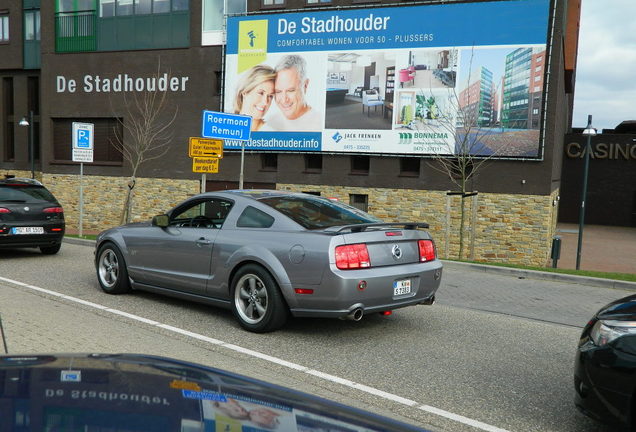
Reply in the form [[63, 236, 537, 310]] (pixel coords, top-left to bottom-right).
[[236, 206, 275, 228], [170, 199, 233, 229]]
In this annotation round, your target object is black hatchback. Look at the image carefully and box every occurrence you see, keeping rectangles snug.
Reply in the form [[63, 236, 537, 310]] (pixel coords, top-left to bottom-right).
[[0, 176, 65, 254]]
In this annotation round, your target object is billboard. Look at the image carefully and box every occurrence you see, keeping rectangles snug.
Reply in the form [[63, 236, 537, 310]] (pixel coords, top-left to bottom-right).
[[223, 0, 551, 158]]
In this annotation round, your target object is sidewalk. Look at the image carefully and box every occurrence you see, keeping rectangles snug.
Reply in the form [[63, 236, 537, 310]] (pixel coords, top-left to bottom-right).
[[555, 223, 636, 274]]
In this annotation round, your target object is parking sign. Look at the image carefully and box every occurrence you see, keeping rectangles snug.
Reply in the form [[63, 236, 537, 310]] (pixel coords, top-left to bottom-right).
[[72, 122, 94, 162]]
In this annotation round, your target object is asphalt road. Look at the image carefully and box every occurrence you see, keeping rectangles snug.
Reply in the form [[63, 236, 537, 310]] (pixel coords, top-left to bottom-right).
[[0, 242, 632, 432]]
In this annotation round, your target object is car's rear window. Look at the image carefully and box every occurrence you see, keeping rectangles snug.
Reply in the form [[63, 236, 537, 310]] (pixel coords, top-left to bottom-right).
[[260, 196, 381, 230], [0, 185, 58, 203]]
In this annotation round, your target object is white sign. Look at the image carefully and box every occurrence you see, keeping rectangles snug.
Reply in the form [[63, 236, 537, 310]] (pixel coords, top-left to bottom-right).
[[72, 122, 94, 163]]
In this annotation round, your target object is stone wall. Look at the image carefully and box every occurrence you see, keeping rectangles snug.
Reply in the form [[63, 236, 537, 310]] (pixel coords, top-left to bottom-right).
[[279, 184, 559, 267], [15, 171, 559, 267], [40, 174, 199, 232]]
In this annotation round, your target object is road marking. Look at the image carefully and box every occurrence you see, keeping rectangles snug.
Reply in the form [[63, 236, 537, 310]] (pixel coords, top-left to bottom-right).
[[0, 276, 511, 432]]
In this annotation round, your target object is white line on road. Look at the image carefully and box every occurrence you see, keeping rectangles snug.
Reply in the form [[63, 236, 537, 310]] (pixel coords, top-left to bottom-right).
[[0, 275, 511, 432]]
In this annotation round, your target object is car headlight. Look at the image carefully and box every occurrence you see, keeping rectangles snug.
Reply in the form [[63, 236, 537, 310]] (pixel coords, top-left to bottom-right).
[[590, 320, 636, 346]]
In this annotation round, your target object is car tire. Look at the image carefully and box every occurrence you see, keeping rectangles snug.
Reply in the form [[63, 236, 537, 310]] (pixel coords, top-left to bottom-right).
[[40, 244, 61, 255], [96, 243, 131, 294], [230, 264, 288, 333]]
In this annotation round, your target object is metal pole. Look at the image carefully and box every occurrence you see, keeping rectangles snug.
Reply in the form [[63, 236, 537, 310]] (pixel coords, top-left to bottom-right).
[[576, 115, 593, 270], [201, 173, 206, 193], [239, 140, 245, 189], [0, 313, 8, 354], [79, 163, 84, 238], [29, 110, 34, 179]]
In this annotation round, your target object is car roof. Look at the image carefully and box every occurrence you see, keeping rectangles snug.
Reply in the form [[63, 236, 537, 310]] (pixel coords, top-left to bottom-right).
[[0, 176, 44, 187], [206, 189, 316, 201]]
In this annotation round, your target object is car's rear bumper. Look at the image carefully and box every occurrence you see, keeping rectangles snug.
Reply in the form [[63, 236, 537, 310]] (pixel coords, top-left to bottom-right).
[[0, 230, 65, 249], [287, 260, 442, 318]]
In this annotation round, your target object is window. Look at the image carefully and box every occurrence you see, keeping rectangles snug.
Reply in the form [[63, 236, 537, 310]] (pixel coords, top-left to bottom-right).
[[349, 194, 368, 212], [24, 10, 40, 41], [261, 195, 380, 230], [134, 0, 152, 14], [99, 0, 187, 16], [262, 0, 285, 7], [57, 0, 95, 12], [306, 0, 331, 4], [52, 118, 123, 164], [304, 154, 322, 173], [399, 157, 420, 177], [171, 199, 232, 228], [117, 0, 133, 15], [203, 0, 245, 31], [237, 206, 275, 228], [3, 78, 14, 161], [0, 13, 9, 42], [350, 155, 369, 175], [261, 153, 278, 171]]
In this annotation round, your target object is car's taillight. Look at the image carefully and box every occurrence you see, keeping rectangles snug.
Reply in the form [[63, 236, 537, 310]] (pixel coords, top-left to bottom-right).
[[43, 207, 64, 213], [0, 208, 10, 214], [418, 239, 436, 262], [335, 243, 371, 270]]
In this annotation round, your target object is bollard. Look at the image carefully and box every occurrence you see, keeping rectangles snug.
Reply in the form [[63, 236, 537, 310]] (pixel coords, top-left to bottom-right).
[[551, 236, 562, 268]]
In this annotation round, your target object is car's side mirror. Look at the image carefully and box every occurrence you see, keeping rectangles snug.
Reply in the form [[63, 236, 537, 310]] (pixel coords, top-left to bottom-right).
[[152, 214, 169, 228]]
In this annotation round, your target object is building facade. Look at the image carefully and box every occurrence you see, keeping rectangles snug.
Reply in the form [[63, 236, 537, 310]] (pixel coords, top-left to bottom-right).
[[0, 0, 583, 266]]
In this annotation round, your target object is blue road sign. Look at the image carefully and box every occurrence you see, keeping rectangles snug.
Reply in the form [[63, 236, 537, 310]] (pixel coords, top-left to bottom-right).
[[77, 129, 90, 148], [201, 110, 252, 141]]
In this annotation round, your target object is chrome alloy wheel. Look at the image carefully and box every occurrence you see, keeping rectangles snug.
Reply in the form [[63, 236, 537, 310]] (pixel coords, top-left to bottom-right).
[[98, 248, 119, 289], [234, 273, 269, 325]]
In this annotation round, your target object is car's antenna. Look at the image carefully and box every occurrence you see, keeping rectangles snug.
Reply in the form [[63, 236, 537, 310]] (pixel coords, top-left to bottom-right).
[[0, 313, 8, 354]]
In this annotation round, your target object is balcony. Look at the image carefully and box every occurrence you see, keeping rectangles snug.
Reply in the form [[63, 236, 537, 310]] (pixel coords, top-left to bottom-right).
[[55, 10, 97, 53]]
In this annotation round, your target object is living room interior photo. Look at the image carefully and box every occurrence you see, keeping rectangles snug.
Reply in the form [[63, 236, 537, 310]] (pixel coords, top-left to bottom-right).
[[324, 51, 395, 130]]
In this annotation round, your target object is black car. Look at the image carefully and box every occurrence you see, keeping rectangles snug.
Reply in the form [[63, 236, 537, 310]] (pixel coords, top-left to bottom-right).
[[0, 176, 65, 254], [0, 353, 429, 431], [575, 294, 636, 430]]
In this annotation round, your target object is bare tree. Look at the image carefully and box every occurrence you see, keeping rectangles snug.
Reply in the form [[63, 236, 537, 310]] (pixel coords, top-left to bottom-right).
[[404, 50, 505, 259], [111, 63, 178, 224]]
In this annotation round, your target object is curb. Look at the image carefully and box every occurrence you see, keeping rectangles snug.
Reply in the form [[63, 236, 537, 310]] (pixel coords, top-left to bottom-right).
[[441, 260, 636, 291], [63, 237, 636, 291], [63, 237, 96, 247]]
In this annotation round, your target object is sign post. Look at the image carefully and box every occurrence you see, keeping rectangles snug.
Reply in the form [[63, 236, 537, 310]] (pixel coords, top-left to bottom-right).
[[189, 137, 224, 192], [72, 122, 94, 237], [201, 111, 252, 188]]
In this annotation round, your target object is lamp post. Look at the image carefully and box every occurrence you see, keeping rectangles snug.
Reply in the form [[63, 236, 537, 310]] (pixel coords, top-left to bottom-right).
[[18, 111, 35, 179], [575, 114, 597, 270]]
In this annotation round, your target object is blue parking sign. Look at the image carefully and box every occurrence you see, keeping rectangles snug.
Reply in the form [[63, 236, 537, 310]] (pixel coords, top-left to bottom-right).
[[77, 129, 90, 148]]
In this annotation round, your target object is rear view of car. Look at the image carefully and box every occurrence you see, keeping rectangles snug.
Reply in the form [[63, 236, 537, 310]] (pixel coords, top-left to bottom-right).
[[0, 176, 65, 254]]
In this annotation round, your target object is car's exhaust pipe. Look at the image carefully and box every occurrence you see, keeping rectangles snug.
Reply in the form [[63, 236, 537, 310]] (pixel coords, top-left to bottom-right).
[[346, 308, 364, 321], [421, 295, 435, 305]]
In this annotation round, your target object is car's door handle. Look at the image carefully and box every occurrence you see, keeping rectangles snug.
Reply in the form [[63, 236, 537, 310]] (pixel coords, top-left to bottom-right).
[[195, 237, 212, 247]]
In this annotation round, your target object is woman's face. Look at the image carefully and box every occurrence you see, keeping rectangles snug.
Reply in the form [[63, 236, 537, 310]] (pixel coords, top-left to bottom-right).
[[241, 80, 274, 120]]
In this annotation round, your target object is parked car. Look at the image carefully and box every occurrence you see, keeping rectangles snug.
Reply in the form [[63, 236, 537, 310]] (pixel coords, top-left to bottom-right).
[[95, 190, 442, 332], [0, 175, 65, 254], [0, 353, 429, 431], [574, 293, 636, 429]]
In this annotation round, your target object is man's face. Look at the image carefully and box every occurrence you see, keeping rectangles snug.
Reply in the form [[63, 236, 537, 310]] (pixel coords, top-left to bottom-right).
[[275, 67, 308, 120]]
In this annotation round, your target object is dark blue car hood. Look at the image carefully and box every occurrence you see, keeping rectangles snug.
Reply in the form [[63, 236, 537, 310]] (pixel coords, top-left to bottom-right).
[[0, 353, 428, 432]]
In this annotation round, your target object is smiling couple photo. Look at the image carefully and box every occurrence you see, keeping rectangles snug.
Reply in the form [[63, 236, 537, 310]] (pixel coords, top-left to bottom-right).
[[231, 54, 324, 132]]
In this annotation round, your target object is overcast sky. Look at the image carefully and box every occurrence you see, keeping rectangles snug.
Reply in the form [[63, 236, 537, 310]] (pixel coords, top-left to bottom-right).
[[572, 0, 636, 130]]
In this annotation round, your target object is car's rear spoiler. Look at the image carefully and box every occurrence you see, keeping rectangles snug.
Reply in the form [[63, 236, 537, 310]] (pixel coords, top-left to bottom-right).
[[325, 222, 430, 233]]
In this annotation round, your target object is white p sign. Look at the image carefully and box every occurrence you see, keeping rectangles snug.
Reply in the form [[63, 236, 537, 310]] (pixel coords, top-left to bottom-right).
[[72, 122, 94, 163]]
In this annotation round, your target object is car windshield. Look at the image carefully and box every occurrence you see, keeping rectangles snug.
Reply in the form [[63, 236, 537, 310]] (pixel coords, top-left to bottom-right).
[[0, 185, 57, 203], [259, 195, 381, 230]]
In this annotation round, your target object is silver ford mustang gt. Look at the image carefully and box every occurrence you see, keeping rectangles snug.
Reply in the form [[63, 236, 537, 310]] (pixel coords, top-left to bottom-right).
[[95, 190, 442, 332]]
